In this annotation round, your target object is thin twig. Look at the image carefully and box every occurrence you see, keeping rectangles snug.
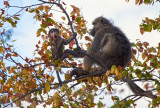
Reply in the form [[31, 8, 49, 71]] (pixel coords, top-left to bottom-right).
[[9, 3, 45, 8]]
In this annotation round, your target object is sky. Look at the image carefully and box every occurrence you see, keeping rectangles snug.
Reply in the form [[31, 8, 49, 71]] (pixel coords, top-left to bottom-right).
[[1, 0, 160, 107], [6, 0, 160, 57], [8, 0, 160, 58]]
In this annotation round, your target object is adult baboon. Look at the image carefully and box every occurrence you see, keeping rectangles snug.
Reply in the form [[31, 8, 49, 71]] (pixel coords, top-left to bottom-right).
[[70, 17, 157, 99], [83, 16, 132, 71]]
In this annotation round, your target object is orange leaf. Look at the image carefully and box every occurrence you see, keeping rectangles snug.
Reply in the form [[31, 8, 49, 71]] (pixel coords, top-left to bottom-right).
[[132, 49, 137, 55], [5, 81, 11, 89], [13, 16, 20, 20], [4, 1, 10, 7], [140, 27, 145, 35], [5, 53, 11, 59], [0, 46, 3, 53], [143, 42, 149, 48], [49, 13, 53, 17], [61, 16, 65, 20], [13, 53, 18, 57], [24, 64, 29, 67], [0, 23, 2, 27], [25, 57, 29, 62]]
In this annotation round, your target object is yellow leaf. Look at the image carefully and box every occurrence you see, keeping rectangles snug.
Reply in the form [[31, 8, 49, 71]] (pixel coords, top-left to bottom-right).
[[53, 92, 61, 106], [111, 65, 117, 74], [13, 16, 20, 20], [142, 53, 146, 60], [115, 69, 119, 76], [0, 46, 3, 53], [45, 81, 50, 92], [106, 70, 110, 76]]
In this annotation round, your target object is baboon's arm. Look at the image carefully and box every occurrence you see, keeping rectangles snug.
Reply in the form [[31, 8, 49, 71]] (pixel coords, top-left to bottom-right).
[[64, 36, 75, 45]]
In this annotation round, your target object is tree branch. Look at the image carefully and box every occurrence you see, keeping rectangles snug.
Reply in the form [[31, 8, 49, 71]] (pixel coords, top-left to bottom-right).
[[64, 50, 107, 69], [39, 0, 81, 50]]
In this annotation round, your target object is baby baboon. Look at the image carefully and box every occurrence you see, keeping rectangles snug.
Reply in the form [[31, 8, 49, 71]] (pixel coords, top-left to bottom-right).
[[49, 28, 64, 60], [83, 16, 132, 71], [49, 28, 77, 60]]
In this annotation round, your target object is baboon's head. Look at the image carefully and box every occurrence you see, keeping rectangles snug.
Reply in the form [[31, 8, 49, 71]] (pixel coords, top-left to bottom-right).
[[48, 28, 59, 40], [90, 16, 111, 36]]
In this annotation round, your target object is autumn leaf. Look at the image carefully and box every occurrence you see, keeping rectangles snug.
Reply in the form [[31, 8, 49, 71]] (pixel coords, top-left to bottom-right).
[[45, 81, 50, 92], [75, 17, 81, 23], [140, 27, 145, 34], [98, 101, 103, 108], [4, 1, 10, 7], [5, 81, 11, 89], [13, 53, 18, 57], [143, 42, 149, 48], [13, 16, 20, 20], [61, 16, 66, 20], [5, 53, 11, 59], [0, 23, 2, 27], [0, 46, 4, 53]]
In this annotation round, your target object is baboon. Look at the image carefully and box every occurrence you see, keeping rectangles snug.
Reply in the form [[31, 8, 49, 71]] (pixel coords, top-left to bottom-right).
[[69, 17, 157, 99], [83, 16, 132, 71], [48, 28, 77, 60]]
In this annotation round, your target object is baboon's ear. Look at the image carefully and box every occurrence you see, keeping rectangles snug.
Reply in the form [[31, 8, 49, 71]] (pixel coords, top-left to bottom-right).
[[100, 17, 108, 24]]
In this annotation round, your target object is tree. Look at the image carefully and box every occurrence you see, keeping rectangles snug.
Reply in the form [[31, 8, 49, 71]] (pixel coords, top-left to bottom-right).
[[0, 0, 160, 107]]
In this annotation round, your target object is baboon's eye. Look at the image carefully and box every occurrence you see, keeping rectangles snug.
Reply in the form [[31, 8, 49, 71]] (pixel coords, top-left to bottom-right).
[[55, 30, 59, 33], [50, 30, 54, 33]]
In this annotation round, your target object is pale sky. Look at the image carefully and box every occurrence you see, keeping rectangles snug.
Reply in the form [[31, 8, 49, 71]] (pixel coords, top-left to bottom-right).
[[11, 0, 160, 58], [2, 0, 160, 107]]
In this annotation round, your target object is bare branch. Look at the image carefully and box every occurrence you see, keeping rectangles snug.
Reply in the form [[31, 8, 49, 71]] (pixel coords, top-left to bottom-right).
[[9, 3, 45, 8]]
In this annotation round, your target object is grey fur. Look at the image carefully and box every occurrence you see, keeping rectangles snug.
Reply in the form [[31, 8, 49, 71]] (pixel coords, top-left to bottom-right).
[[83, 16, 132, 70]]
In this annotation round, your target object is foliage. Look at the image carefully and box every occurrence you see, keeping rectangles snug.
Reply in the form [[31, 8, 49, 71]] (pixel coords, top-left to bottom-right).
[[0, 0, 160, 108]]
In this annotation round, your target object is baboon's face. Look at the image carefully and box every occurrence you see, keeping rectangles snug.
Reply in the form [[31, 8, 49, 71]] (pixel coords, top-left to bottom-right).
[[90, 26, 96, 36], [90, 18, 104, 36], [49, 29, 59, 40], [90, 17, 111, 37]]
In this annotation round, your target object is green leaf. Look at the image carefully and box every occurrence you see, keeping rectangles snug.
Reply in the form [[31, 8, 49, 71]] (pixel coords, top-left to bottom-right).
[[46, 18, 55, 24], [129, 66, 134, 72], [75, 17, 81, 22], [152, 99, 157, 107], [64, 104, 69, 108], [131, 42, 136, 47], [29, 8, 35, 13], [98, 101, 103, 108], [39, 90, 42, 95]]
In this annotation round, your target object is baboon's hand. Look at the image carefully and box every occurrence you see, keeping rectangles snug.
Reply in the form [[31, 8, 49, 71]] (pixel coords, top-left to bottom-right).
[[73, 32, 77, 37]]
